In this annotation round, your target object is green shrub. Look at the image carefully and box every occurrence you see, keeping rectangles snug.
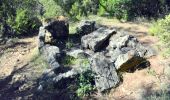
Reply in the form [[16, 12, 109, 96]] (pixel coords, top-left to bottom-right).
[[39, 0, 63, 18], [0, 0, 41, 36], [149, 14, 170, 57], [55, 0, 99, 20], [98, 0, 131, 20], [7, 9, 38, 34], [62, 55, 77, 66], [98, 0, 168, 20], [76, 70, 96, 97]]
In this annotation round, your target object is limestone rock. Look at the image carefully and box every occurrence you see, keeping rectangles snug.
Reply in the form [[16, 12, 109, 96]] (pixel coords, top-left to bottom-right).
[[81, 27, 116, 52], [90, 53, 120, 92]]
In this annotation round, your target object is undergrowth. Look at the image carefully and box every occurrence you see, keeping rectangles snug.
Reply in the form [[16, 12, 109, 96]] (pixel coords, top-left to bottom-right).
[[149, 14, 170, 57]]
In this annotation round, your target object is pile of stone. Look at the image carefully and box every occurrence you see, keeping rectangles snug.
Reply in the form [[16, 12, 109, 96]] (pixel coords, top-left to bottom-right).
[[37, 20, 156, 92]]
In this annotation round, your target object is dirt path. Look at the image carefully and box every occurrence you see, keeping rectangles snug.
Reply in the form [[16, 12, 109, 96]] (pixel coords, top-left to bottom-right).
[[0, 37, 37, 78], [0, 36, 44, 99]]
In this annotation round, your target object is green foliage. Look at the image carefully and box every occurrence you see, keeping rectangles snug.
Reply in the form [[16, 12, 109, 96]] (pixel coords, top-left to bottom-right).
[[39, 0, 63, 18], [147, 68, 157, 76], [55, 0, 98, 20], [0, 0, 41, 36], [76, 70, 96, 97], [149, 14, 170, 57], [99, 0, 130, 20], [146, 92, 170, 100], [62, 55, 77, 66], [98, 0, 168, 20], [7, 9, 38, 34], [66, 39, 74, 49]]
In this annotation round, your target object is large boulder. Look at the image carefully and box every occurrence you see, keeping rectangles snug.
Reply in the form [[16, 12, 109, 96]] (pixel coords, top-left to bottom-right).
[[81, 27, 116, 52], [90, 53, 120, 92], [76, 20, 97, 35]]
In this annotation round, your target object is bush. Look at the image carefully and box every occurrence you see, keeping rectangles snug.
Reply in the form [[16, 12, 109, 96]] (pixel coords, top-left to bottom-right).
[[39, 0, 63, 18], [149, 14, 170, 57], [0, 0, 41, 36], [55, 0, 99, 20], [98, 0, 168, 20], [98, 0, 131, 20], [7, 9, 40, 35], [76, 70, 96, 97]]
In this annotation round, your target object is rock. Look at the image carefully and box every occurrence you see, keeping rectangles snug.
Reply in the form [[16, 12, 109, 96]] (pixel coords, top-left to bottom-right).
[[38, 27, 46, 49], [81, 27, 116, 52], [108, 32, 156, 58], [38, 68, 81, 91], [41, 45, 61, 70], [90, 53, 120, 92], [11, 74, 26, 89], [66, 49, 90, 59], [136, 44, 156, 58], [76, 20, 97, 35], [105, 48, 124, 62], [53, 69, 79, 84], [44, 19, 69, 39], [114, 50, 146, 71], [108, 32, 138, 50]]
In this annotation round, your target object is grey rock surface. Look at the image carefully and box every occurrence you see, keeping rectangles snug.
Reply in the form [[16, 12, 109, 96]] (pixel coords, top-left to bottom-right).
[[114, 50, 145, 71], [107, 32, 156, 58], [81, 27, 116, 51], [41, 45, 61, 70], [90, 53, 120, 92]]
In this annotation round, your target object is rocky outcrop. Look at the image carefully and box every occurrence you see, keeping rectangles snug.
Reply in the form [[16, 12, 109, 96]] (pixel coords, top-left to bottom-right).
[[81, 27, 116, 52], [38, 20, 156, 93]]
